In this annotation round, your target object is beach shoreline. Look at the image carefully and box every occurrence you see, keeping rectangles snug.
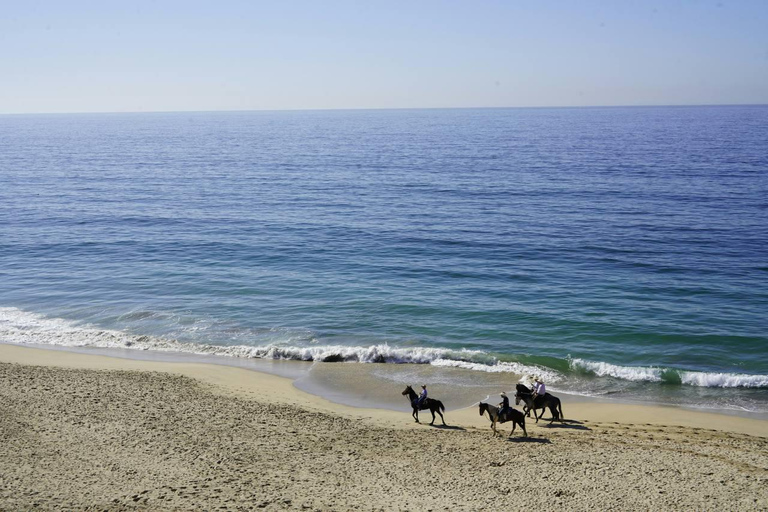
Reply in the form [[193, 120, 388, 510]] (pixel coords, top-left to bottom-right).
[[1, 342, 766, 510], [3, 341, 767, 423], [3, 305, 766, 418], [2, 342, 767, 435]]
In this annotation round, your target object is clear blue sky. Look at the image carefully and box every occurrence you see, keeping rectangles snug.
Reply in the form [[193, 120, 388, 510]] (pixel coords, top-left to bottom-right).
[[2, 1, 767, 113]]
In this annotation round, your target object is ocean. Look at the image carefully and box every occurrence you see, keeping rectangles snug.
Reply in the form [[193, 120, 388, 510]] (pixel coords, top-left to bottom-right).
[[1, 106, 766, 415]]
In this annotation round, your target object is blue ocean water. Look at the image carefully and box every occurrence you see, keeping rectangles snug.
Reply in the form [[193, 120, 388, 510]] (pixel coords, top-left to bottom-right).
[[1, 106, 767, 412]]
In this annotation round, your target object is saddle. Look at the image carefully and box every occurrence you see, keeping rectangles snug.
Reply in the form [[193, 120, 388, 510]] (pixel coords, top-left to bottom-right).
[[411, 399, 428, 410]]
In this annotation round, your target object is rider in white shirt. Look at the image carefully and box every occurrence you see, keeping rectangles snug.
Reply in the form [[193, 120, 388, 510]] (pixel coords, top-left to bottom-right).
[[532, 377, 546, 400]]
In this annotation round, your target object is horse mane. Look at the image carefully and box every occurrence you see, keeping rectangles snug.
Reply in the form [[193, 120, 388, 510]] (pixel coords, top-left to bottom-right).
[[516, 383, 532, 395], [479, 402, 498, 415]]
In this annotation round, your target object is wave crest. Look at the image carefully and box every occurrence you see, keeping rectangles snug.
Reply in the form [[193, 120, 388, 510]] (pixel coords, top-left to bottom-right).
[[678, 371, 768, 389], [3, 308, 764, 389], [0, 308, 556, 379], [570, 359, 663, 382], [570, 358, 767, 388]]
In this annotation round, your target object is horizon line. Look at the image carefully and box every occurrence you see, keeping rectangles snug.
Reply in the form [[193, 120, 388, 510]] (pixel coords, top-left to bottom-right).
[[2, 102, 767, 116]]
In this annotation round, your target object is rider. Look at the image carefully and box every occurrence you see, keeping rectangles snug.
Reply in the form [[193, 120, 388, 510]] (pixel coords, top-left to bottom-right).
[[415, 384, 428, 407], [498, 391, 511, 419], [532, 376, 546, 405]]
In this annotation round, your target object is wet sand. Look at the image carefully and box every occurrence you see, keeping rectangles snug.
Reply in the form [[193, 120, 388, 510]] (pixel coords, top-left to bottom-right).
[[1, 344, 766, 510]]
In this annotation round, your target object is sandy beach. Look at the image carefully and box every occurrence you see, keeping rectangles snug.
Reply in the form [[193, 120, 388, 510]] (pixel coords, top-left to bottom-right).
[[1, 343, 766, 511]]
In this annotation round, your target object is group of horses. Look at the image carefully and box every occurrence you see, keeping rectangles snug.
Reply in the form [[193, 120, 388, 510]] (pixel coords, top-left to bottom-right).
[[402, 383, 564, 438]]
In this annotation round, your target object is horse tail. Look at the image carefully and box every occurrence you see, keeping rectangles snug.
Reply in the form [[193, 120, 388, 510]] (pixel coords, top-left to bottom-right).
[[438, 400, 445, 413], [558, 400, 564, 420]]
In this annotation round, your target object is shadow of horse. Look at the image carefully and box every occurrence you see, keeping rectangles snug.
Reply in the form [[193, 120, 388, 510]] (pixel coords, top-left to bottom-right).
[[506, 436, 552, 444], [430, 424, 465, 431], [543, 423, 591, 431]]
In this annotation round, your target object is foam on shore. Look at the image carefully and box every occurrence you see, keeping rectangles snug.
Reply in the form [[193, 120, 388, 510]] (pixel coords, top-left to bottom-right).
[[2, 307, 766, 395]]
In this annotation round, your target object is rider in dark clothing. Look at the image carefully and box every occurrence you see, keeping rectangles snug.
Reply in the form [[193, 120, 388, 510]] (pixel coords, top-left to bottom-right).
[[415, 385, 428, 408], [498, 392, 511, 420]]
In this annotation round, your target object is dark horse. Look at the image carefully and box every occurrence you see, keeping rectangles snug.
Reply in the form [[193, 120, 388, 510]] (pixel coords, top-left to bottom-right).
[[401, 386, 446, 425], [479, 402, 526, 437], [515, 384, 563, 424]]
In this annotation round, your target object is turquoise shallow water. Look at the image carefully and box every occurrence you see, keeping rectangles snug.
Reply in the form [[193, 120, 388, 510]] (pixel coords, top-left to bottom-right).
[[1, 106, 767, 412]]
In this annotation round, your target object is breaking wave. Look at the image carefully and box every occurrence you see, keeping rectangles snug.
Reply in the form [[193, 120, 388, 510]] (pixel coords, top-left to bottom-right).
[[0, 307, 553, 378], [570, 358, 768, 389], [2, 308, 765, 389]]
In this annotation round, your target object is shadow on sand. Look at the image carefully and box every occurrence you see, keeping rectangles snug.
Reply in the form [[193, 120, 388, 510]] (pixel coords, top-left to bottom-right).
[[506, 436, 551, 444], [543, 421, 591, 431], [529, 417, 590, 430], [429, 424, 466, 431]]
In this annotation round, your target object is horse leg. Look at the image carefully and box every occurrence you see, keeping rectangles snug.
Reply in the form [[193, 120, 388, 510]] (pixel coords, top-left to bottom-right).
[[429, 408, 436, 426], [491, 419, 498, 437], [509, 422, 516, 437], [520, 420, 527, 437], [534, 407, 541, 423], [437, 409, 446, 426], [545, 401, 558, 423], [413, 408, 419, 423]]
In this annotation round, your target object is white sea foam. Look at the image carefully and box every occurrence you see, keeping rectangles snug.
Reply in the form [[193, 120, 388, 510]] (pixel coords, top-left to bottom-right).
[[570, 357, 768, 388], [0, 308, 555, 378], [678, 371, 768, 389], [570, 358, 663, 382], [2, 308, 764, 388], [430, 358, 561, 383]]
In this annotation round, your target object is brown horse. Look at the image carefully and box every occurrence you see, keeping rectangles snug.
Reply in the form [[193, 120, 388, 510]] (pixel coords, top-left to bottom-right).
[[479, 402, 527, 437], [401, 386, 446, 425]]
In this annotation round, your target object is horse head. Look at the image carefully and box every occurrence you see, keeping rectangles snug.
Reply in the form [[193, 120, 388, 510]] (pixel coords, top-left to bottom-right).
[[516, 383, 531, 394], [515, 394, 521, 406], [401, 385, 413, 396], [478, 402, 487, 416]]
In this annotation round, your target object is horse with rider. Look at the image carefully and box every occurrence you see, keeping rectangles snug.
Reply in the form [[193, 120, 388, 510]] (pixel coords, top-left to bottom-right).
[[514, 376, 564, 425], [401, 375, 563, 436]]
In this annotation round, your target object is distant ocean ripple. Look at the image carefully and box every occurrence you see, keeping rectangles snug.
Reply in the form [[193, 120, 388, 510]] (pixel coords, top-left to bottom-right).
[[1, 107, 766, 412]]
